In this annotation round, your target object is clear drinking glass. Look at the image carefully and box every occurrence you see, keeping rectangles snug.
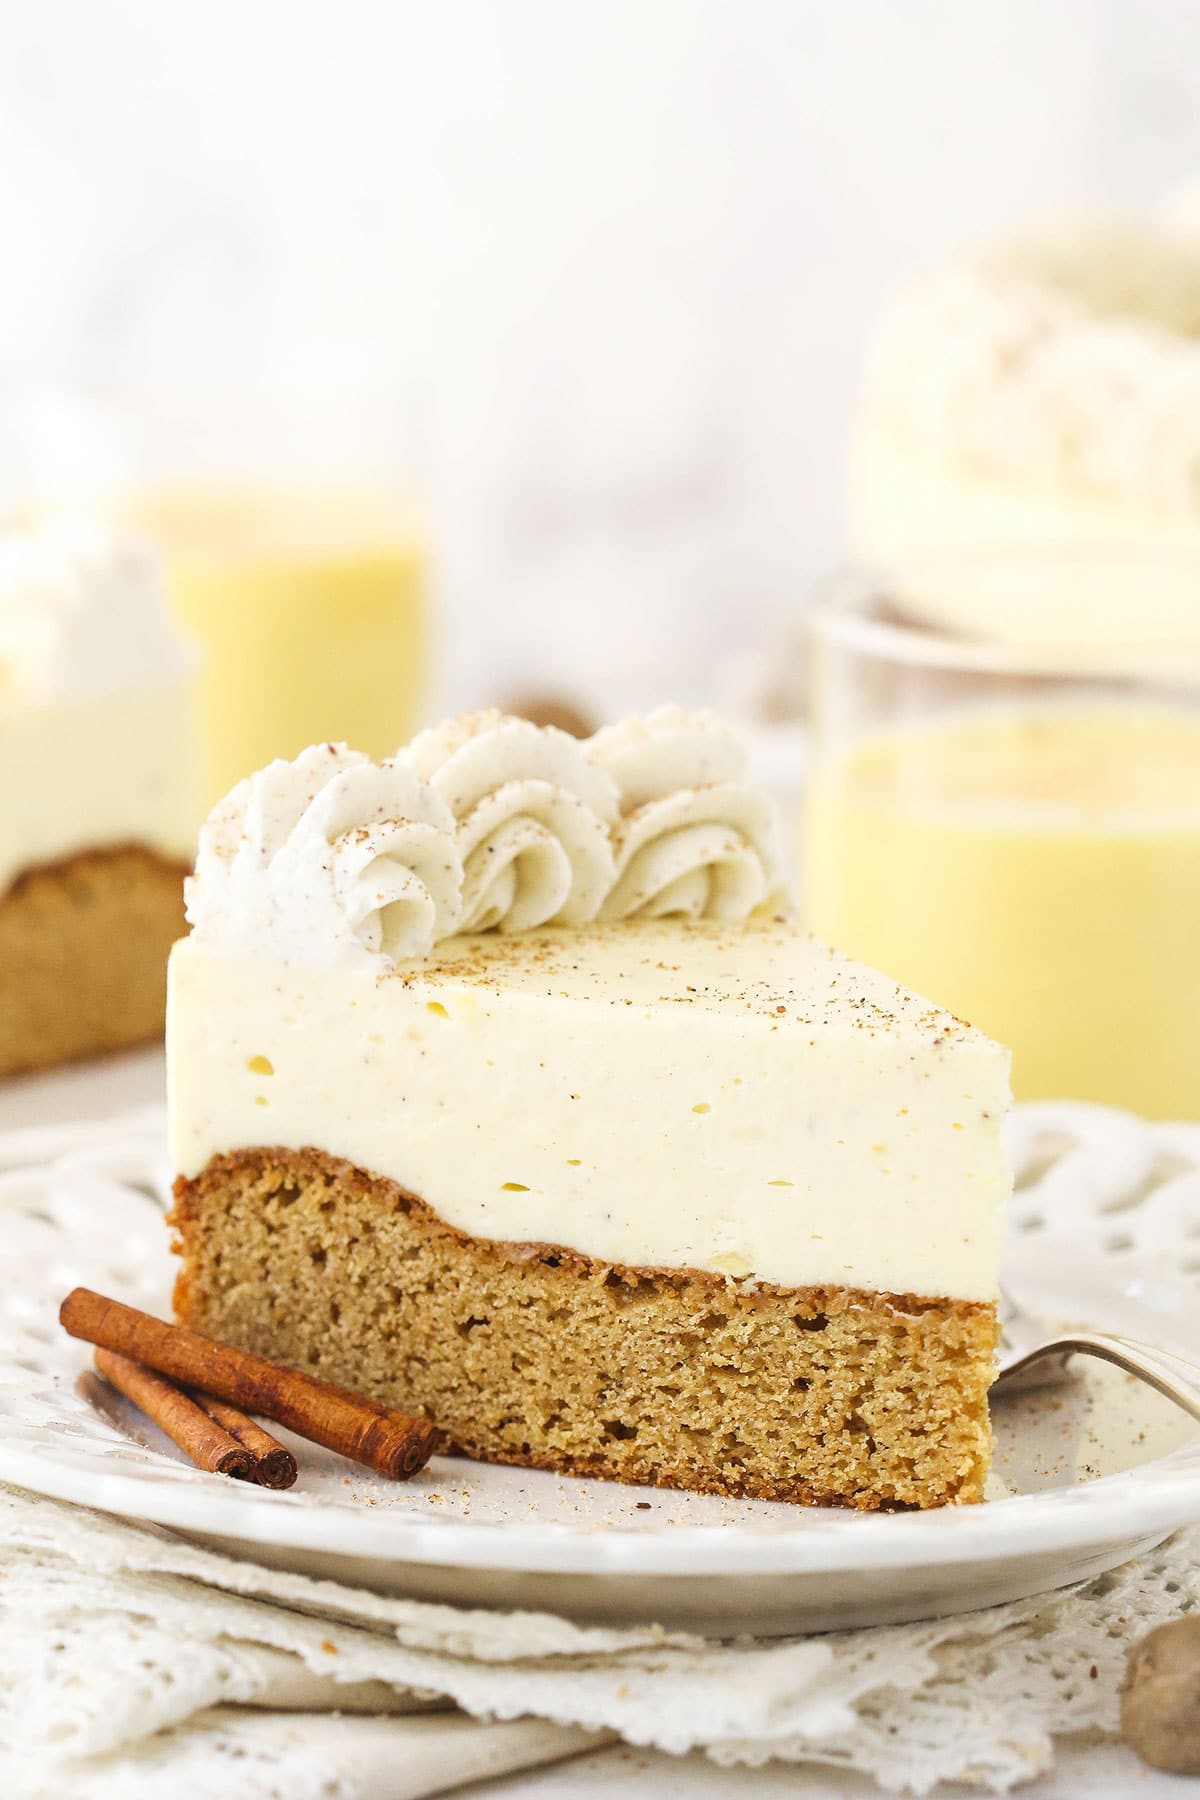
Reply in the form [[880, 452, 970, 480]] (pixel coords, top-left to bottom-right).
[[803, 556, 1200, 1119]]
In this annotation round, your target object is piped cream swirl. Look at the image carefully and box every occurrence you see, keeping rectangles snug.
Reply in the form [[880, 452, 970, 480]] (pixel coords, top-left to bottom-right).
[[404, 711, 619, 932], [185, 710, 788, 965], [186, 743, 463, 968], [588, 707, 787, 921]]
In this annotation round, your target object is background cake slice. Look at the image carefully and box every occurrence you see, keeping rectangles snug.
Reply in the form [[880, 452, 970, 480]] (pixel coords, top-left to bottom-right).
[[0, 521, 202, 1076], [853, 220, 1200, 649], [168, 710, 1011, 1509]]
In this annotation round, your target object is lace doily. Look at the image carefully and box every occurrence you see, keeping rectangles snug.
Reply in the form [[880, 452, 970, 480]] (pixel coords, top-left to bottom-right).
[[1, 1480, 1197, 1797], [1, 1101, 1200, 1797]]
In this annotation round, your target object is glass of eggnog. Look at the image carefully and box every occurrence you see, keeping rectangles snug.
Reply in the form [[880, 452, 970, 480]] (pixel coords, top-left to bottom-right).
[[804, 555, 1200, 1119]]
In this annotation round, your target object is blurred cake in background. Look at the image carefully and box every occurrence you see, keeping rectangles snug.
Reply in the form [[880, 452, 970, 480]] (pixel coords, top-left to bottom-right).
[[0, 521, 201, 1076], [852, 219, 1200, 643]]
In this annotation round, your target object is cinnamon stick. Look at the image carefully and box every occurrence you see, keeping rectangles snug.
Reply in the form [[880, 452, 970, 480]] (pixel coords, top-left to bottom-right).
[[94, 1348, 255, 1480], [186, 1390, 298, 1489], [61, 1289, 437, 1480]]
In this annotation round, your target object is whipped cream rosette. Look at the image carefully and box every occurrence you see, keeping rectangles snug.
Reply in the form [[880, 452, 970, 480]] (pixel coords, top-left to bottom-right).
[[404, 712, 619, 933], [866, 234, 1200, 511], [186, 743, 463, 968], [588, 707, 788, 921], [185, 711, 789, 962], [0, 519, 192, 701]]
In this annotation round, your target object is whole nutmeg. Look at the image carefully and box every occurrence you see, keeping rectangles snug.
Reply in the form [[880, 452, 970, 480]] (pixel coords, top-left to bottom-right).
[[1121, 1615, 1200, 1773], [498, 692, 597, 740]]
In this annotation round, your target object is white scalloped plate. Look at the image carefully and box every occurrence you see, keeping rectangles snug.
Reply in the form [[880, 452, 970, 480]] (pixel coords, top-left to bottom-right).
[[3, 1100, 1200, 1634]]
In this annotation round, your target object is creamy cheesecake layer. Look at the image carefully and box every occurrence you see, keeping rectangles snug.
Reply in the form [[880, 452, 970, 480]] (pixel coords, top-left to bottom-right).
[[0, 684, 200, 895], [168, 918, 1011, 1300]]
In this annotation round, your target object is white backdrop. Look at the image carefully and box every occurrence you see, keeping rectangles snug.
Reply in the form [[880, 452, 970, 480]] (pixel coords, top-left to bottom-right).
[[1, 0, 1198, 713]]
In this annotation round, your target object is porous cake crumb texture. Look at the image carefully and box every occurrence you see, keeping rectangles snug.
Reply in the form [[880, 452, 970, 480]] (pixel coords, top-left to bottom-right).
[[171, 1148, 997, 1509], [0, 846, 187, 1077]]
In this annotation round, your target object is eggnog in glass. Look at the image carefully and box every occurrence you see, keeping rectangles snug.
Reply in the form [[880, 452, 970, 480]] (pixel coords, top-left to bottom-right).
[[107, 382, 428, 806], [804, 558, 1200, 1118]]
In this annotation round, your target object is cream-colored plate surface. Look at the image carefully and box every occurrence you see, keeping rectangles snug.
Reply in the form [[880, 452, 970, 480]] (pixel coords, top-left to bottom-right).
[[2, 1101, 1199, 1634]]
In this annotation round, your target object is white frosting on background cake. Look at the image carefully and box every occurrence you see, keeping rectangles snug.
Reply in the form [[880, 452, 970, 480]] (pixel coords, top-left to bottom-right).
[[0, 520, 194, 698], [185, 708, 787, 969], [853, 221, 1200, 645], [0, 519, 201, 893]]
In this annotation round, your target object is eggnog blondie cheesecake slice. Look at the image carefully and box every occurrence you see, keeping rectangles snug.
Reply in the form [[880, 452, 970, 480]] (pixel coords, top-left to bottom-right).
[[0, 520, 201, 1076], [168, 709, 1011, 1509]]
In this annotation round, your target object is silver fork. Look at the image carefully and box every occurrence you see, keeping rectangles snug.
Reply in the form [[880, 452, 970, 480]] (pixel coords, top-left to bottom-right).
[[995, 1286, 1200, 1420]]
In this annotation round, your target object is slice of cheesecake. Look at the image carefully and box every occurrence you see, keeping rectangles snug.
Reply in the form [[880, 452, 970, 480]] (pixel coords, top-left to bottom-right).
[[0, 521, 201, 1076], [167, 711, 1011, 1509]]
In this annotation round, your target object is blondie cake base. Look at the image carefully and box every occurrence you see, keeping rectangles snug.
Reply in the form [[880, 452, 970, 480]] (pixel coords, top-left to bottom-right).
[[170, 1147, 998, 1509], [0, 845, 188, 1078]]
